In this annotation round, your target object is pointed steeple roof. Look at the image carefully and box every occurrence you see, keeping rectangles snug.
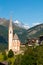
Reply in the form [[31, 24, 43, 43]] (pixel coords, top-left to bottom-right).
[[13, 33, 19, 40], [9, 16, 12, 27]]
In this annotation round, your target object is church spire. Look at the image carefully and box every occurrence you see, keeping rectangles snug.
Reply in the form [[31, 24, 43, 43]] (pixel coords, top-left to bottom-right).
[[10, 16, 12, 27], [8, 16, 13, 50]]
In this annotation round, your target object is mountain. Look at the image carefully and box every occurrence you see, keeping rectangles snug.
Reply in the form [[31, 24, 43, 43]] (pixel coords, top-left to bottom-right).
[[0, 18, 43, 51], [0, 18, 27, 51], [14, 20, 29, 30], [27, 23, 43, 38]]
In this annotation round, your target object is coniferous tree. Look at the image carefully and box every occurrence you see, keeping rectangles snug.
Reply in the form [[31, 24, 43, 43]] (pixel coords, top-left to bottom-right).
[[8, 49, 14, 58]]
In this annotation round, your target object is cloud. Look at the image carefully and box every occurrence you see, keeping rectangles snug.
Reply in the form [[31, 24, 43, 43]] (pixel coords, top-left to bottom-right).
[[32, 22, 41, 26]]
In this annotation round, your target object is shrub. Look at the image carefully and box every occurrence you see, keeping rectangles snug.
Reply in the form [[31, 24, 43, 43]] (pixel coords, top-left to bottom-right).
[[2, 51, 7, 60]]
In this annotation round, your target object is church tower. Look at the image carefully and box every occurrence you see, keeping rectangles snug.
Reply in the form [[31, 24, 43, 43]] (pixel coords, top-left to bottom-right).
[[8, 17, 13, 50]]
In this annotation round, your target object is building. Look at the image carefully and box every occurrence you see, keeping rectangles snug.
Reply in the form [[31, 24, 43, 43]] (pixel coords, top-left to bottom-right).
[[8, 17, 20, 53]]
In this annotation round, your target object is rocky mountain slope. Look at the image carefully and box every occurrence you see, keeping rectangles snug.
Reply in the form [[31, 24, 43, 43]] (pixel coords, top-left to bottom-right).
[[27, 24, 43, 38]]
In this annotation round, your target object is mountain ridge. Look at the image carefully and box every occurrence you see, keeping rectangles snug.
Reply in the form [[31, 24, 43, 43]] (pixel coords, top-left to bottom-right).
[[27, 23, 43, 38], [0, 18, 43, 51]]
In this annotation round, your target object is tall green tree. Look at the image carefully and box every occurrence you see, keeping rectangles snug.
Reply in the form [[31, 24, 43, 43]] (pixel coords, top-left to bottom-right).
[[8, 49, 14, 58]]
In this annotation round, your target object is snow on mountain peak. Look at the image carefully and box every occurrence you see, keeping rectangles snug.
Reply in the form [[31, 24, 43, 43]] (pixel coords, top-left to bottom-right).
[[14, 20, 29, 30], [23, 25, 29, 29], [14, 20, 21, 24]]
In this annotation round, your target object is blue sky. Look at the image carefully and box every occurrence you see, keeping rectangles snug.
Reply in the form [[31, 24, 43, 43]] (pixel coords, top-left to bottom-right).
[[0, 0, 43, 27]]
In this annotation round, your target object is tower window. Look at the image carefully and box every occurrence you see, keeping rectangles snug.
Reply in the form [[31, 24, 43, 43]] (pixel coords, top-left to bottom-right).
[[10, 31, 12, 33]]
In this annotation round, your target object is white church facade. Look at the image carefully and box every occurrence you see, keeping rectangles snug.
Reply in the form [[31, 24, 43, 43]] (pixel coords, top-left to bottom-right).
[[8, 18, 20, 53]]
